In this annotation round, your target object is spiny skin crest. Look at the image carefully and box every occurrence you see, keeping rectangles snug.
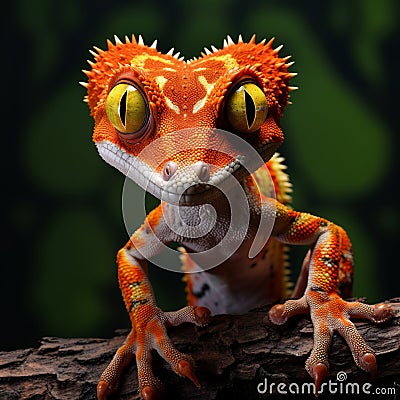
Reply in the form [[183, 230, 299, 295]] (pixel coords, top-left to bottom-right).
[[84, 34, 297, 164]]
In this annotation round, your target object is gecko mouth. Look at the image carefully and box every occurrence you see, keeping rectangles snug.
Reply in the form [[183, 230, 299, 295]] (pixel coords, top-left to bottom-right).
[[96, 137, 279, 206]]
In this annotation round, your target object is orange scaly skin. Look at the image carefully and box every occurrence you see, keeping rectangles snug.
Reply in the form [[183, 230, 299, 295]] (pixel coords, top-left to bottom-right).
[[82, 34, 394, 399]]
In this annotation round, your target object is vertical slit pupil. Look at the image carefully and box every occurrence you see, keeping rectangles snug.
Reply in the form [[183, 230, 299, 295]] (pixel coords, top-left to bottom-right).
[[244, 89, 256, 129], [119, 90, 128, 127]]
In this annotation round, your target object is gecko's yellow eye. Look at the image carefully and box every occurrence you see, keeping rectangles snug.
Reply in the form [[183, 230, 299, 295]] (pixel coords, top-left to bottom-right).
[[106, 83, 149, 137], [225, 83, 268, 133]]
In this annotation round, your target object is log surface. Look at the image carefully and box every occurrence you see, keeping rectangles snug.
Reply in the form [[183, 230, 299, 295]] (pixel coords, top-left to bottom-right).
[[1, 299, 399, 399]]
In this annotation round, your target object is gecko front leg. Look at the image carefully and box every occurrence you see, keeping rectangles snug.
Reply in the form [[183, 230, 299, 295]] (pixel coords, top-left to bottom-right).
[[267, 199, 394, 391], [97, 206, 210, 400]]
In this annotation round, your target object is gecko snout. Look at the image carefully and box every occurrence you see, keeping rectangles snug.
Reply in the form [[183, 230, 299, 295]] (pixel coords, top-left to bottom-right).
[[162, 161, 210, 183]]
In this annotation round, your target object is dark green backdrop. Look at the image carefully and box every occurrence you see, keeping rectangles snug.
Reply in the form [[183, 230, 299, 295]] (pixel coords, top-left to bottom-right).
[[3, 0, 399, 350]]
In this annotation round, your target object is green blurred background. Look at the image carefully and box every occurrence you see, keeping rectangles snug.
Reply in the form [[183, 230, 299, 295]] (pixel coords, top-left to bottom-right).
[[3, 0, 399, 350]]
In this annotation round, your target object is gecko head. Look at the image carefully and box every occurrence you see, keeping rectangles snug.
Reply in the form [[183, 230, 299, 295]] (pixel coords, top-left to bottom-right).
[[83, 35, 297, 205]]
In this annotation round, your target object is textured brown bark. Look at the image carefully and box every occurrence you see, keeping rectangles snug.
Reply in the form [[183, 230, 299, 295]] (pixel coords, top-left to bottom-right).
[[1, 299, 399, 400]]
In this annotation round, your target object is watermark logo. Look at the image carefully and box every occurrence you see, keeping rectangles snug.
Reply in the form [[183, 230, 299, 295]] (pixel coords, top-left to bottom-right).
[[121, 128, 277, 273], [336, 371, 347, 382], [257, 371, 398, 396]]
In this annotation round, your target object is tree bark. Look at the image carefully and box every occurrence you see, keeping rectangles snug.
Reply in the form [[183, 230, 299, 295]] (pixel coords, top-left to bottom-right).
[[1, 299, 399, 400]]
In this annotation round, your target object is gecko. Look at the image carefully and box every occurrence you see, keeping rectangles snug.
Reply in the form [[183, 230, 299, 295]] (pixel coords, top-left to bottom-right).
[[81, 34, 394, 399]]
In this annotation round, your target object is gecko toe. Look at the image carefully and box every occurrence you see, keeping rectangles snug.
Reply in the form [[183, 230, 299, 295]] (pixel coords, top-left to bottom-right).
[[177, 359, 201, 387], [311, 363, 328, 396], [269, 296, 309, 325], [194, 306, 211, 326], [141, 386, 162, 400], [268, 304, 287, 324], [373, 304, 394, 323], [360, 352, 377, 379], [97, 380, 111, 400]]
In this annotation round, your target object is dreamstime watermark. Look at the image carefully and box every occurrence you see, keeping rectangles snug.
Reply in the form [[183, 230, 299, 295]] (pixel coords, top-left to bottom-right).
[[257, 371, 398, 396], [121, 128, 278, 273]]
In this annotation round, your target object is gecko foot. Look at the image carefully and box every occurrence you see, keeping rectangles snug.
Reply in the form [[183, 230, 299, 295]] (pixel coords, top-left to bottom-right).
[[97, 305, 210, 399], [269, 292, 394, 394]]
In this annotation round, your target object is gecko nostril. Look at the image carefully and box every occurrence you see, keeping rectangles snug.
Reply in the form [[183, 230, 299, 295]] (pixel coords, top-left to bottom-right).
[[162, 161, 178, 181], [194, 161, 210, 182]]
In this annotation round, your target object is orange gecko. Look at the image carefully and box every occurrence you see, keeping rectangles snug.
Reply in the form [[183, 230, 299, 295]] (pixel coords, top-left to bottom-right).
[[82, 34, 394, 399]]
